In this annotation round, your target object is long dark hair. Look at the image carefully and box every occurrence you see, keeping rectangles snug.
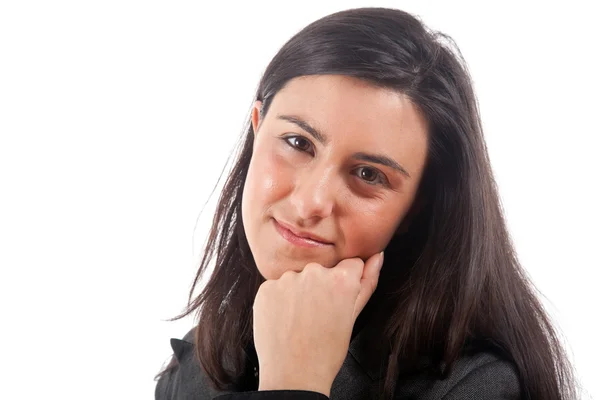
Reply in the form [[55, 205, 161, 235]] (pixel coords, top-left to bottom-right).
[[156, 7, 576, 400]]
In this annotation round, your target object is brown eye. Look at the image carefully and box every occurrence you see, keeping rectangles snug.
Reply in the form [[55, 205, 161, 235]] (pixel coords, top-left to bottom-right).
[[354, 166, 387, 186], [284, 135, 313, 154], [359, 167, 377, 181]]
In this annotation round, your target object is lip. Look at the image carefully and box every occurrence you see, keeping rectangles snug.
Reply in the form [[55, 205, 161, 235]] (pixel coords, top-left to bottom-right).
[[273, 219, 333, 248]]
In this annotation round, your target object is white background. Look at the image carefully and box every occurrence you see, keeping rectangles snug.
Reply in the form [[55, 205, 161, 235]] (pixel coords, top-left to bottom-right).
[[1, 1, 598, 399]]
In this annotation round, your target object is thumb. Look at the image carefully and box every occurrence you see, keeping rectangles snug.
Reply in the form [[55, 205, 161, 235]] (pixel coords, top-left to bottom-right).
[[352, 251, 384, 322]]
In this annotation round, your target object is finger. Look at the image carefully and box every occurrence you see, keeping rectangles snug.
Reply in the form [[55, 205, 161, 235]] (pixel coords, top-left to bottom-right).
[[331, 257, 365, 282], [352, 251, 384, 322]]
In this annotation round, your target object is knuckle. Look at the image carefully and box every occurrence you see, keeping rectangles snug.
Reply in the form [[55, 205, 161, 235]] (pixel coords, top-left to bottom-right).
[[303, 263, 325, 279], [280, 269, 297, 281], [255, 281, 269, 297], [302, 263, 324, 283], [337, 257, 363, 269], [304, 262, 322, 272], [331, 269, 351, 287], [333, 270, 361, 292]]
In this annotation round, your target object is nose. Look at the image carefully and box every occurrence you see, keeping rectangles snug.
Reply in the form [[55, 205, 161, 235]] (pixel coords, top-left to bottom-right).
[[289, 164, 337, 222]]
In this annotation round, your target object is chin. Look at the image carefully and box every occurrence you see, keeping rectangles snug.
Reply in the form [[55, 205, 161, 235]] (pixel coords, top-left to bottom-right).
[[255, 257, 305, 281]]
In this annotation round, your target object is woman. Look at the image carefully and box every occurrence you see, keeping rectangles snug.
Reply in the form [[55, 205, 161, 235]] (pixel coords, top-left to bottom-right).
[[155, 7, 576, 400]]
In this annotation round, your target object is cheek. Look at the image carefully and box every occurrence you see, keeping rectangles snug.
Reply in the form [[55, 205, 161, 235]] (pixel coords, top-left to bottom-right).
[[341, 206, 403, 257], [242, 142, 293, 221]]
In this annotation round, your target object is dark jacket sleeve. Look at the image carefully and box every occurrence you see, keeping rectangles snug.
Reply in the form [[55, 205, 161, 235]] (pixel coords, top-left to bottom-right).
[[154, 363, 174, 400], [439, 359, 521, 400], [154, 340, 185, 400], [394, 352, 521, 399], [213, 390, 329, 400], [155, 332, 210, 400]]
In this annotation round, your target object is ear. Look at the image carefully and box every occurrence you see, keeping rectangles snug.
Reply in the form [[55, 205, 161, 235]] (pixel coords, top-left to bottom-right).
[[251, 100, 263, 136]]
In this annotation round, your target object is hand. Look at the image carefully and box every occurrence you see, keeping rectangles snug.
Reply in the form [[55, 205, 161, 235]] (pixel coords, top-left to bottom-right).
[[252, 251, 384, 397]]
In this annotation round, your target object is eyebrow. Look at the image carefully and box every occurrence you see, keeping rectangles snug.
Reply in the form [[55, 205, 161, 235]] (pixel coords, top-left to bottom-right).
[[276, 114, 411, 178]]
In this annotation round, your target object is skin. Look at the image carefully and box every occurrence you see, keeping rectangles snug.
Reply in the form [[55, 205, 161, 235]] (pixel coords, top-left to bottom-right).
[[241, 75, 429, 396]]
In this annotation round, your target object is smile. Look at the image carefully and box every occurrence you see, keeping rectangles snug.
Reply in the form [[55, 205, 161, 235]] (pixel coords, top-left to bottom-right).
[[273, 219, 333, 248]]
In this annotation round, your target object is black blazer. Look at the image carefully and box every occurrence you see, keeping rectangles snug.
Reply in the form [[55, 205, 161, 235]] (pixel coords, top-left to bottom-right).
[[155, 325, 521, 400]]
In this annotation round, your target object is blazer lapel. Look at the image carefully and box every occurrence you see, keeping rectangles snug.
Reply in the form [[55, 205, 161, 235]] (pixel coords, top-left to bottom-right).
[[329, 321, 390, 399]]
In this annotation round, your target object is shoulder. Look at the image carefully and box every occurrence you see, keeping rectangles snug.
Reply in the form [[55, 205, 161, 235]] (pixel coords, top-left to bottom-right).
[[395, 351, 522, 399], [156, 327, 231, 400], [161, 326, 196, 369], [438, 352, 521, 399]]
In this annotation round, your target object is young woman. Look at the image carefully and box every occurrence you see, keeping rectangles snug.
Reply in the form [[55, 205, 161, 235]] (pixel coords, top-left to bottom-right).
[[155, 7, 576, 400]]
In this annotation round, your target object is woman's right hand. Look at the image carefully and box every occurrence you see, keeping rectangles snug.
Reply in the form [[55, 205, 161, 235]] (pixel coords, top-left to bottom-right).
[[252, 252, 384, 397]]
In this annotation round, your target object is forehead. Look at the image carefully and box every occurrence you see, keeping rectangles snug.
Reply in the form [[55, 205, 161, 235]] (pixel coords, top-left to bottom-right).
[[272, 75, 407, 117], [266, 75, 429, 173]]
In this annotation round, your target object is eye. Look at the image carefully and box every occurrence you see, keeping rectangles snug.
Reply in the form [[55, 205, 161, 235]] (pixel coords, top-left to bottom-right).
[[353, 166, 388, 186], [283, 135, 314, 155]]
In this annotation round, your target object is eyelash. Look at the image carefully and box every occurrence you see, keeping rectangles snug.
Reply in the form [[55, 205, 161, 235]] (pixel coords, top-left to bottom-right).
[[282, 135, 389, 187]]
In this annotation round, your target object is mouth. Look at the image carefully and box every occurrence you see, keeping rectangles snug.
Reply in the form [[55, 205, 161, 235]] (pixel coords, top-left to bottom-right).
[[273, 219, 333, 248]]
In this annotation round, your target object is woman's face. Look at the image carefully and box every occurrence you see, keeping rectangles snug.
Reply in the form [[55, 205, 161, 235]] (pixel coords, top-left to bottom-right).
[[241, 75, 428, 280]]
